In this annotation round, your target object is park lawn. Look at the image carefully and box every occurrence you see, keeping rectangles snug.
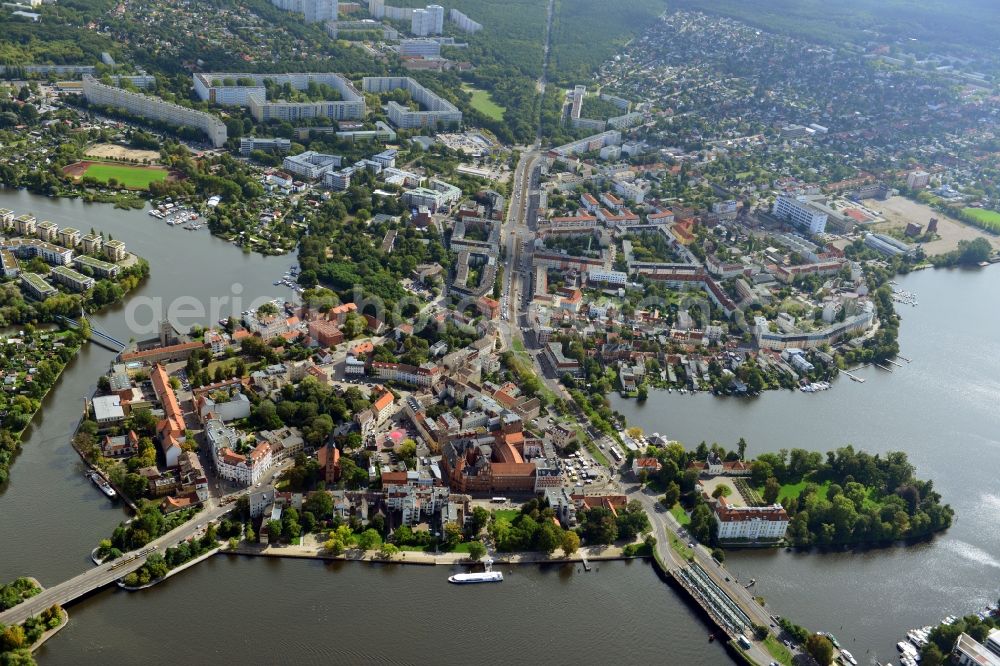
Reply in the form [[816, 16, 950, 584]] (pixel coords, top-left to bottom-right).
[[758, 478, 831, 504], [764, 635, 794, 666], [493, 509, 520, 523], [83, 162, 168, 189], [669, 532, 693, 560], [670, 503, 691, 526], [511, 338, 525, 352], [463, 85, 506, 121]]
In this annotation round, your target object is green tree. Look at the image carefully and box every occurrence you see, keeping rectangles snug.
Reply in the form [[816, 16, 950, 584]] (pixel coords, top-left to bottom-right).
[[357, 528, 382, 551], [467, 540, 487, 561], [805, 634, 834, 666], [661, 481, 681, 509], [763, 477, 782, 505], [443, 521, 463, 549], [561, 530, 580, 555]]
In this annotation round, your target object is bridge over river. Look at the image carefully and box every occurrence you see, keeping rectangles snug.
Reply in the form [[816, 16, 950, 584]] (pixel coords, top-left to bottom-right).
[[0, 503, 232, 627]]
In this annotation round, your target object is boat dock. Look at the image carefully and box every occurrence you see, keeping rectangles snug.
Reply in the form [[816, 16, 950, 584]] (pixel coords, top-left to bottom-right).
[[581, 555, 592, 572], [842, 370, 866, 383], [875, 364, 893, 372], [897, 354, 911, 363], [886, 359, 904, 368]]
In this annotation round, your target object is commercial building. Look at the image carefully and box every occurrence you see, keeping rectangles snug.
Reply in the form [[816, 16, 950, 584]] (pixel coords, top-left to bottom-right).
[[772, 195, 828, 235], [193, 73, 365, 124], [82, 75, 227, 148], [92, 395, 126, 424], [282, 151, 343, 180], [864, 232, 917, 258], [953, 631, 1000, 666], [587, 268, 628, 286], [362, 77, 462, 129], [239, 137, 292, 157], [398, 39, 441, 58]]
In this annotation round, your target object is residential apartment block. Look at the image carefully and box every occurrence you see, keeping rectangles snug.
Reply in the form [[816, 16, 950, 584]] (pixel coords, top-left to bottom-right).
[[362, 77, 462, 129], [83, 75, 227, 148]]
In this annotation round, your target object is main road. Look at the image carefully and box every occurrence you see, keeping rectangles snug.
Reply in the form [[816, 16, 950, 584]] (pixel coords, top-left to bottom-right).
[[627, 484, 785, 666], [0, 500, 236, 627]]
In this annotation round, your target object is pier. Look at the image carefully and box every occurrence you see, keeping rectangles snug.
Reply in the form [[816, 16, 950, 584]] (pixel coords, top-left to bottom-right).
[[842, 370, 866, 383], [875, 364, 893, 372], [886, 359, 903, 368]]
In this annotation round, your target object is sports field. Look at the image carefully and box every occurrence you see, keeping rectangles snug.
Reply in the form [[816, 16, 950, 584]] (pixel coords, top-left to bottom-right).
[[463, 86, 506, 121], [63, 161, 170, 190]]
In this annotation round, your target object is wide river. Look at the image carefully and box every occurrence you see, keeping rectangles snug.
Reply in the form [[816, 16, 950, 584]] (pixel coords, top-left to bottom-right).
[[612, 264, 1000, 661], [0, 190, 730, 665]]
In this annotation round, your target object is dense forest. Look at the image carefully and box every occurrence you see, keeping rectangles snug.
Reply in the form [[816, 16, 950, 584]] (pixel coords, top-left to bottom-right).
[[673, 0, 1000, 62]]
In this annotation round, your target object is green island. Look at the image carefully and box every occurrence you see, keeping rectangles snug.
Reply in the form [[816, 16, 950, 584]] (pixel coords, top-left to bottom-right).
[[0, 578, 65, 663], [638, 439, 952, 549]]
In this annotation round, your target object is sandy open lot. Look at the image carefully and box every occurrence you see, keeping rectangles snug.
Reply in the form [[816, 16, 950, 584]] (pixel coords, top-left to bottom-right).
[[865, 195, 1000, 256], [85, 143, 162, 163]]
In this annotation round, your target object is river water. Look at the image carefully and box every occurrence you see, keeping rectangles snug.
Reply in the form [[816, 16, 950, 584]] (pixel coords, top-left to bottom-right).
[[0, 190, 730, 665], [612, 266, 1000, 660]]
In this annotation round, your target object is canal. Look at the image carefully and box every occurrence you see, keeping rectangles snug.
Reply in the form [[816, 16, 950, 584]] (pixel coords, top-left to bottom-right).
[[0, 190, 730, 664], [612, 266, 1000, 660]]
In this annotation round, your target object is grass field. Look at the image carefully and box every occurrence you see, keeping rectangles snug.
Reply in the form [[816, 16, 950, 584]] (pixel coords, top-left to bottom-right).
[[963, 207, 1000, 233], [758, 478, 831, 503], [463, 86, 506, 121], [493, 509, 520, 523], [669, 503, 691, 526], [81, 162, 168, 189], [764, 635, 794, 666]]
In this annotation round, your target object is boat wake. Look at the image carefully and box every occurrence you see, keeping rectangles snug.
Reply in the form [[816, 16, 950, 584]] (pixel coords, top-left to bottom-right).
[[979, 492, 1000, 513], [944, 539, 1000, 570]]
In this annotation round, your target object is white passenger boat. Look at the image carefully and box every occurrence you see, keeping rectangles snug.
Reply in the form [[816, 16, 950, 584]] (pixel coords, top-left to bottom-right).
[[448, 558, 503, 584]]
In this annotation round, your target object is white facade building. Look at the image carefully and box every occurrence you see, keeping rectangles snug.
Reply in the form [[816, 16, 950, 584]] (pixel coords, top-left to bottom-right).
[[772, 195, 828, 235], [714, 497, 789, 542]]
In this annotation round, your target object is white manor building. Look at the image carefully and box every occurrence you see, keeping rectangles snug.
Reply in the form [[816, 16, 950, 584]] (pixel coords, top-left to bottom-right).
[[713, 496, 789, 542]]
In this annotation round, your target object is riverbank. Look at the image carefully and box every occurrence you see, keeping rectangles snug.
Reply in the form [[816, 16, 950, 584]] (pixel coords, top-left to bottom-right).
[[29, 607, 69, 654], [230, 539, 636, 567], [118, 547, 221, 591]]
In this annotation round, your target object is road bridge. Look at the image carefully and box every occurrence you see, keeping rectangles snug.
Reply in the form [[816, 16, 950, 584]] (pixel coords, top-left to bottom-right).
[[0, 502, 232, 627]]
